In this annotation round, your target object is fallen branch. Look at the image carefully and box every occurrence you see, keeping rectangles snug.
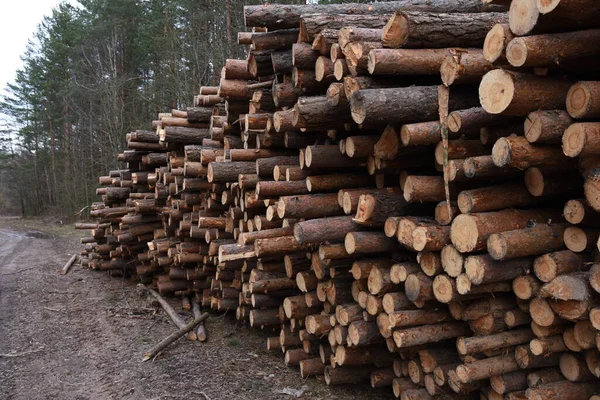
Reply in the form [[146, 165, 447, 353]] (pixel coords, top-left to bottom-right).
[[138, 283, 197, 341], [142, 313, 209, 362], [0, 348, 45, 358], [61, 254, 78, 275]]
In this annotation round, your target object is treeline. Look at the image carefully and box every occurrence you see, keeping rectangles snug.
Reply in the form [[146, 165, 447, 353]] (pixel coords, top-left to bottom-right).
[[0, 0, 357, 216]]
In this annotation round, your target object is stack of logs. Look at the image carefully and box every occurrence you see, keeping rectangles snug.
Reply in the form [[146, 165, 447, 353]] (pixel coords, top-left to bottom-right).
[[76, 0, 600, 399]]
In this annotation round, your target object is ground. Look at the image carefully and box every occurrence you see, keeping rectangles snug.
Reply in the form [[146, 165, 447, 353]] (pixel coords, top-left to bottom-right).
[[0, 217, 392, 400]]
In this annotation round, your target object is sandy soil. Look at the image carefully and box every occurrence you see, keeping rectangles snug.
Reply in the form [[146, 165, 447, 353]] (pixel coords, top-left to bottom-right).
[[0, 218, 393, 400]]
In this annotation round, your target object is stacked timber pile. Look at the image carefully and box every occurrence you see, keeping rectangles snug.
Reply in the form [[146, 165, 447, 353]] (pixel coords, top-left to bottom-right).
[[75, 0, 600, 398]]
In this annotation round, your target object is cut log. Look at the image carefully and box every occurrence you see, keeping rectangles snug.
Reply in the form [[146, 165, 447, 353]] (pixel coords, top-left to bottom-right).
[[525, 110, 573, 144], [486, 223, 568, 260], [382, 11, 507, 48], [492, 136, 570, 169], [351, 85, 478, 125], [368, 48, 451, 76], [450, 209, 561, 253], [484, 23, 515, 63], [507, 30, 600, 68], [479, 70, 573, 116]]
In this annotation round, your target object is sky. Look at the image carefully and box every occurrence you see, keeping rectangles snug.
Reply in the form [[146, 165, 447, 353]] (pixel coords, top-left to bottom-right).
[[0, 0, 68, 95]]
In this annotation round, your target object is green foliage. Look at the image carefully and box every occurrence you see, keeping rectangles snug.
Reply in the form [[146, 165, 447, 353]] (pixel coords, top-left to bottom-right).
[[0, 0, 305, 217]]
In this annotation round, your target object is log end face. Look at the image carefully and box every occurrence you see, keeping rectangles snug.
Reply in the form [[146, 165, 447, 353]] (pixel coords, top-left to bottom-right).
[[563, 123, 587, 158], [457, 192, 474, 215], [440, 56, 458, 87], [506, 37, 528, 68], [536, 0, 561, 14], [492, 137, 512, 167], [411, 228, 427, 252], [533, 253, 557, 283], [479, 69, 514, 115], [509, 0, 540, 36], [450, 214, 479, 253], [381, 13, 408, 49], [350, 91, 367, 125], [345, 232, 356, 255], [524, 167, 545, 196], [566, 83, 592, 119], [483, 24, 507, 63], [464, 256, 485, 285], [564, 226, 588, 253], [432, 274, 454, 304], [563, 199, 585, 224], [487, 233, 508, 260], [584, 169, 600, 212]]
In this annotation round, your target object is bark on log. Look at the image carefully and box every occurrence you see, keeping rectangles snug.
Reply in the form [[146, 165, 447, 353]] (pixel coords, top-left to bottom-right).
[[382, 11, 507, 48], [479, 70, 573, 116], [244, 1, 507, 30], [450, 209, 561, 253], [351, 85, 479, 125]]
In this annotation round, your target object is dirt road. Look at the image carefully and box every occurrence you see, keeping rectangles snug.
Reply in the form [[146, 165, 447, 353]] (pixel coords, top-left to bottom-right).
[[0, 219, 391, 400]]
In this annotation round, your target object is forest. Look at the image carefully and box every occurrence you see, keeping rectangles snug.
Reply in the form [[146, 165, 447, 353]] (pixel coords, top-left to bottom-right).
[[0, 0, 353, 216]]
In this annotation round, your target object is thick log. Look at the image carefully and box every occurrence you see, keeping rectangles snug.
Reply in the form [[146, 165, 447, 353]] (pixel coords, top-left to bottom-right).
[[480, 70, 572, 116], [382, 11, 507, 48], [563, 123, 600, 158], [534, 250, 587, 283], [465, 254, 533, 285], [525, 110, 573, 144], [567, 81, 600, 119], [457, 182, 536, 214], [392, 322, 470, 348], [507, 30, 600, 68], [245, 1, 507, 30], [450, 209, 561, 252], [345, 232, 398, 255], [351, 85, 478, 125], [526, 380, 600, 400], [492, 136, 570, 169], [484, 23, 515, 63], [440, 50, 497, 86], [486, 223, 568, 260], [278, 193, 343, 219], [293, 96, 351, 130], [368, 48, 451, 76], [207, 161, 256, 183], [294, 216, 360, 245], [510, 0, 600, 36], [458, 328, 534, 356]]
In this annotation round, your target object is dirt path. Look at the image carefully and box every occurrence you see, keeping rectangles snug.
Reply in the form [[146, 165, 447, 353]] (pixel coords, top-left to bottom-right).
[[0, 219, 392, 400]]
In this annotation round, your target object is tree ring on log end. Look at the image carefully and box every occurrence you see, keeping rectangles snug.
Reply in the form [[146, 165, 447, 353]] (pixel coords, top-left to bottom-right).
[[509, 0, 540, 36], [450, 215, 479, 253], [506, 37, 527, 67], [479, 69, 515, 114]]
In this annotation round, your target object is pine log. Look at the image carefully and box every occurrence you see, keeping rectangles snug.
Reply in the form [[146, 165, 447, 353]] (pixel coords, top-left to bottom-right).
[[457, 182, 536, 214], [382, 11, 507, 48], [507, 30, 600, 68], [563, 123, 600, 158], [368, 48, 451, 76], [294, 216, 360, 244], [465, 254, 533, 285], [440, 50, 497, 86], [351, 85, 478, 125], [450, 209, 561, 253], [492, 136, 570, 169], [484, 23, 515, 63], [525, 110, 573, 144], [392, 322, 470, 348], [487, 223, 568, 260], [480, 70, 573, 116]]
